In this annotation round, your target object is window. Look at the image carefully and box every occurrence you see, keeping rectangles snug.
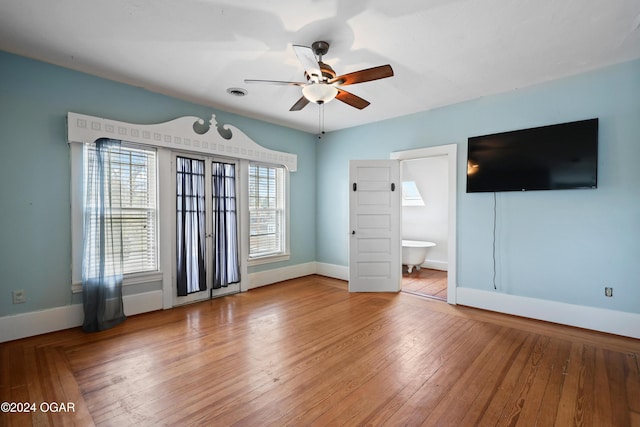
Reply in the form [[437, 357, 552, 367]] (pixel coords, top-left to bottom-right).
[[72, 142, 158, 285], [402, 181, 425, 206], [68, 112, 298, 298], [248, 163, 288, 261]]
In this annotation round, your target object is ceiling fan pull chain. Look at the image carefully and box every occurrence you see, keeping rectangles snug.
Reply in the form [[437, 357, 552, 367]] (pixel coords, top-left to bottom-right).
[[318, 103, 326, 138]]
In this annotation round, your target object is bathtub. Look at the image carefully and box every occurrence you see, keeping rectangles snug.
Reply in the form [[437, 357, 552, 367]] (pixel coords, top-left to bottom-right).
[[402, 240, 436, 273]]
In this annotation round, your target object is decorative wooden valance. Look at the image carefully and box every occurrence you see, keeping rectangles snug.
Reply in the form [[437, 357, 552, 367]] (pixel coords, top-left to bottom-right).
[[67, 112, 297, 171]]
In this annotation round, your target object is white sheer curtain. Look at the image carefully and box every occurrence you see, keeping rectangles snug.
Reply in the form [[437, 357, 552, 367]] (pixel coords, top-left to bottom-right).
[[82, 138, 126, 332]]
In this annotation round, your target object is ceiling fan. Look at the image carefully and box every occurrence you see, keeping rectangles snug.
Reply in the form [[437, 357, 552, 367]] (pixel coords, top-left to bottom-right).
[[244, 41, 394, 112]]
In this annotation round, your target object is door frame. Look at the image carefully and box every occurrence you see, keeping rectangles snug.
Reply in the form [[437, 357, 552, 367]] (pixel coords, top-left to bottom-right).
[[390, 144, 458, 304]]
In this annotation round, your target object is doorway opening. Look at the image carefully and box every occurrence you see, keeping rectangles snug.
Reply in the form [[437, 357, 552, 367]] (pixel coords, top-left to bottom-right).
[[391, 144, 457, 304]]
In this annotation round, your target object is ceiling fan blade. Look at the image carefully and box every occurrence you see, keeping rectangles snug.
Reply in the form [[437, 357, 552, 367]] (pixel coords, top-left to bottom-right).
[[329, 64, 394, 86], [336, 89, 370, 109], [244, 79, 306, 86], [289, 96, 310, 111], [292, 44, 322, 82]]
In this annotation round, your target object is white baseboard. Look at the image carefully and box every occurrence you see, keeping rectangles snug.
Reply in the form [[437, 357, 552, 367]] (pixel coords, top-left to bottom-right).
[[0, 290, 163, 343], [316, 262, 349, 281], [1, 262, 322, 343], [247, 262, 317, 289], [6, 266, 637, 342], [456, 287, 640, 339], [421, 259, 448, 271], [124, 290, 164, 316]]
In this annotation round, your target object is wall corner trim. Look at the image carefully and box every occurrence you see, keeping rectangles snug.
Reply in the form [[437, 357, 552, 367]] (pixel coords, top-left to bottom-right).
[[247, 262, 317, 289], [316, 263, 349, 281]]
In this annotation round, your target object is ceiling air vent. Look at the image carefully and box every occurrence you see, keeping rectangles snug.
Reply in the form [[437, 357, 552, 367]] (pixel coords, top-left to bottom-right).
[[226, 87, 247, 97]]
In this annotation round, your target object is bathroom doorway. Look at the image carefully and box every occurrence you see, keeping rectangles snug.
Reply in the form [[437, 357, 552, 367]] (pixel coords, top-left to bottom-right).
[[391, 144, 457, 303]]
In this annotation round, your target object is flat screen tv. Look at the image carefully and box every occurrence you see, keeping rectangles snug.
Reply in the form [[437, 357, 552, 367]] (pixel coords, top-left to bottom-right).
[[466, 118, 598, 193]]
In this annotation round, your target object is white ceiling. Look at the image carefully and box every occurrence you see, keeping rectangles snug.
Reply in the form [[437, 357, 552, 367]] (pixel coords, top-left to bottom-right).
[[1, 0, 639, 134]]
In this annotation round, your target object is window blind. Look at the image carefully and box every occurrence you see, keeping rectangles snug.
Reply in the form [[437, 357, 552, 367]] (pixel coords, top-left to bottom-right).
[[84, 144, 158, 274], [249, 164, 284, 258]]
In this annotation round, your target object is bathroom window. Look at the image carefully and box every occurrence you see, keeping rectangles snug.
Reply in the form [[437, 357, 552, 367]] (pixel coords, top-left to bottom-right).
[[402, 181, 425, 206]]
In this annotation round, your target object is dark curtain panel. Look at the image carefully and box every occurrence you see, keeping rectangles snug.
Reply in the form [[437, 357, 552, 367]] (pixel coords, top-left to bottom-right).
[[212, 162, 240, 289], [176, 157, 207, 296], [82, 138, 126, 332]]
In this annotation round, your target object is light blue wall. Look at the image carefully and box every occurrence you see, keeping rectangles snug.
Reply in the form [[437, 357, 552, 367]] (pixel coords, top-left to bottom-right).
[[0, 51, 317, 317], [316, 59, 640, 314], [2, 49, 638, 320]]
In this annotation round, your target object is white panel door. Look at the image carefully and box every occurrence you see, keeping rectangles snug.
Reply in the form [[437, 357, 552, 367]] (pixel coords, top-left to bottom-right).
[[348, 160, 401, 292]]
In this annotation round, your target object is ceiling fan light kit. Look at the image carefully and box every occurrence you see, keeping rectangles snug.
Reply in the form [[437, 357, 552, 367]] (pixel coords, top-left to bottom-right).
[[302, 83, 338, 104]]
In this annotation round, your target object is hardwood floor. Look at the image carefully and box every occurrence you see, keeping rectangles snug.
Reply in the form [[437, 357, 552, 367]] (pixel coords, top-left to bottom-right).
[[1, 275, 639, 426], [402, 267, 447, 300]]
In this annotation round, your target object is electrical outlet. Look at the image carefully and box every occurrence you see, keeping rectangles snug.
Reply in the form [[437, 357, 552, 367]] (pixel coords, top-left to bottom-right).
[[12, 289, 26, 304], [604, 287, 613, 297]]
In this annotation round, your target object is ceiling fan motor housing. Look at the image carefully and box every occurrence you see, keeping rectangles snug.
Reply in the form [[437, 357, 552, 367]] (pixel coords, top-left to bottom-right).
[[311, 41, 330, 57], [305, 62, 336, 82]]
